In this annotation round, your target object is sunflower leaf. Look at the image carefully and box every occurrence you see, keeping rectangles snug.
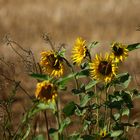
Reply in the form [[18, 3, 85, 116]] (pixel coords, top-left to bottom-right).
[[88, 41, 99, 50], [76, 69, 90, 78], [110, 130, 123, 137], [63, 101, 76, 116], [85, 80, 98, 90], [29, 73, 50, 81], [127, 43, 140, 51], [113, 73, 131, 88], [80, 92, 94, 107], [59, 118, 71, 133]]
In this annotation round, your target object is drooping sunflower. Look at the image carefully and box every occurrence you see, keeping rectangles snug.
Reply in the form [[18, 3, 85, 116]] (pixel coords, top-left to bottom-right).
[[90, 53, 117, 83], [35, 80, 57, 103], [40, 51, 64, 77], [111, 42, 128, 62], [71, 37, 88, 65]]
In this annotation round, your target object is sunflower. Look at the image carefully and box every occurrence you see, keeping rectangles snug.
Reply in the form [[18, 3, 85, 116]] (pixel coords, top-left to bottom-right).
[[35, 80, 57, 103], [111, 42, 128, 62], [99, 129, 107, 138], [90, 53, 117, 83], [71, 37, 88, 65], [40, 51, 64, 77]]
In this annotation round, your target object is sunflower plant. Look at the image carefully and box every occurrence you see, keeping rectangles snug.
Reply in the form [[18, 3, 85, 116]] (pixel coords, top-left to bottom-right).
[[3, 36, 140, 140]]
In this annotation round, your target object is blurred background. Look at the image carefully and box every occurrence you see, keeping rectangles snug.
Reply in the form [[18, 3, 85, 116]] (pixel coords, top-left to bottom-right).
[[0, 0, 140, 139]]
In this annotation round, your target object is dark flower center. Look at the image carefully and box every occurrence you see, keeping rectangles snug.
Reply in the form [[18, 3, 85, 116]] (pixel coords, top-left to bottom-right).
[[113, 45, 124, 56], [102, 132, 105, 137], [40, 85, 53, 99], [47, 54, 61, 70], [98, 61, 112, 75]]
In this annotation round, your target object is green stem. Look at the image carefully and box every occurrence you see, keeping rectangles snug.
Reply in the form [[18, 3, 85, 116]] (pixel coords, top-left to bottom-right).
[[105, 85, 110, 129], [94, 85, 99, 132], [56, 99, 61, 140], [63, 58, 80, 98]]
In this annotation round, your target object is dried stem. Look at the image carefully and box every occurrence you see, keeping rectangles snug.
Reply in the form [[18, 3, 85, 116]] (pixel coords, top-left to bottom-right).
[[44, 111, 50, 140]]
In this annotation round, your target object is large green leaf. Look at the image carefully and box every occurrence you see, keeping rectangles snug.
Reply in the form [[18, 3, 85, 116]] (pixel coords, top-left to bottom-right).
[[113, 73, 131, 88], [63, 101, 76, 116], [29, 73, 50, 81], [127, 43, 140, 51]]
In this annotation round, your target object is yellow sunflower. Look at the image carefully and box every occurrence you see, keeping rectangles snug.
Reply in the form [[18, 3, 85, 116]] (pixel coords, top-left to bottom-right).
[[90, 53, 117, 83], [111, 42, 128, 62], [40, 51, 64, 77], [35, 80, 57, 103], [71, 37, 88, 65], [100, 129, 107, 138]]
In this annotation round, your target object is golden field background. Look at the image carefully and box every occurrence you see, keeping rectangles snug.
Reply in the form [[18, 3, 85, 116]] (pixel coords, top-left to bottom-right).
[[0, 0, 140, 139]]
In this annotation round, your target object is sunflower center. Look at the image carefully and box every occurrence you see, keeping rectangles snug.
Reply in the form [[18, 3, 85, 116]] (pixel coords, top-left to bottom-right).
[[78, 47, 85, 56], [40, 84, 53, 99], [98, 61, 112, 75], [47, 54, 61, 70], [113, 45, 124, 56]]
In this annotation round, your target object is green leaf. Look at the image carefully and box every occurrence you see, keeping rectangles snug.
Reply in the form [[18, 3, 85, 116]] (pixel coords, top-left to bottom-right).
[[121, 91, 133, 108], [80, 92, 94, 107], [68, 133, 81, 140], [82, 135, 95, 140], [88, 41, 99, 50], [48, 128, 58, 134], [83, 120, 91, 131], [127, 43, 140, 51], [37, 102, 56, 112], [76, 69, 90, 78], [63, 101, 76, 116], [113, 73, 131, 88], [113, 113, 120, 121], [58, 47, 66, 57], [56, 73, 76, 85], [121, 108, 130, 116], [32, 134, 45, 140], [85, 80, 98, 90], [72, 84, 85, 95], [80, 62, 89, 69], [75, 107, 86, 116], [59, 118, 71, 133], [131, 89, 140, 99], [29, 73, 50, 81], [110, 130, 123, 137]]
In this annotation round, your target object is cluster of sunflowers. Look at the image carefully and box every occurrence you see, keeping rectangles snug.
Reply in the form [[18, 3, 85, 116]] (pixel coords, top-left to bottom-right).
[[35, 37, 128, 103], [28, 37, 140, 140]]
